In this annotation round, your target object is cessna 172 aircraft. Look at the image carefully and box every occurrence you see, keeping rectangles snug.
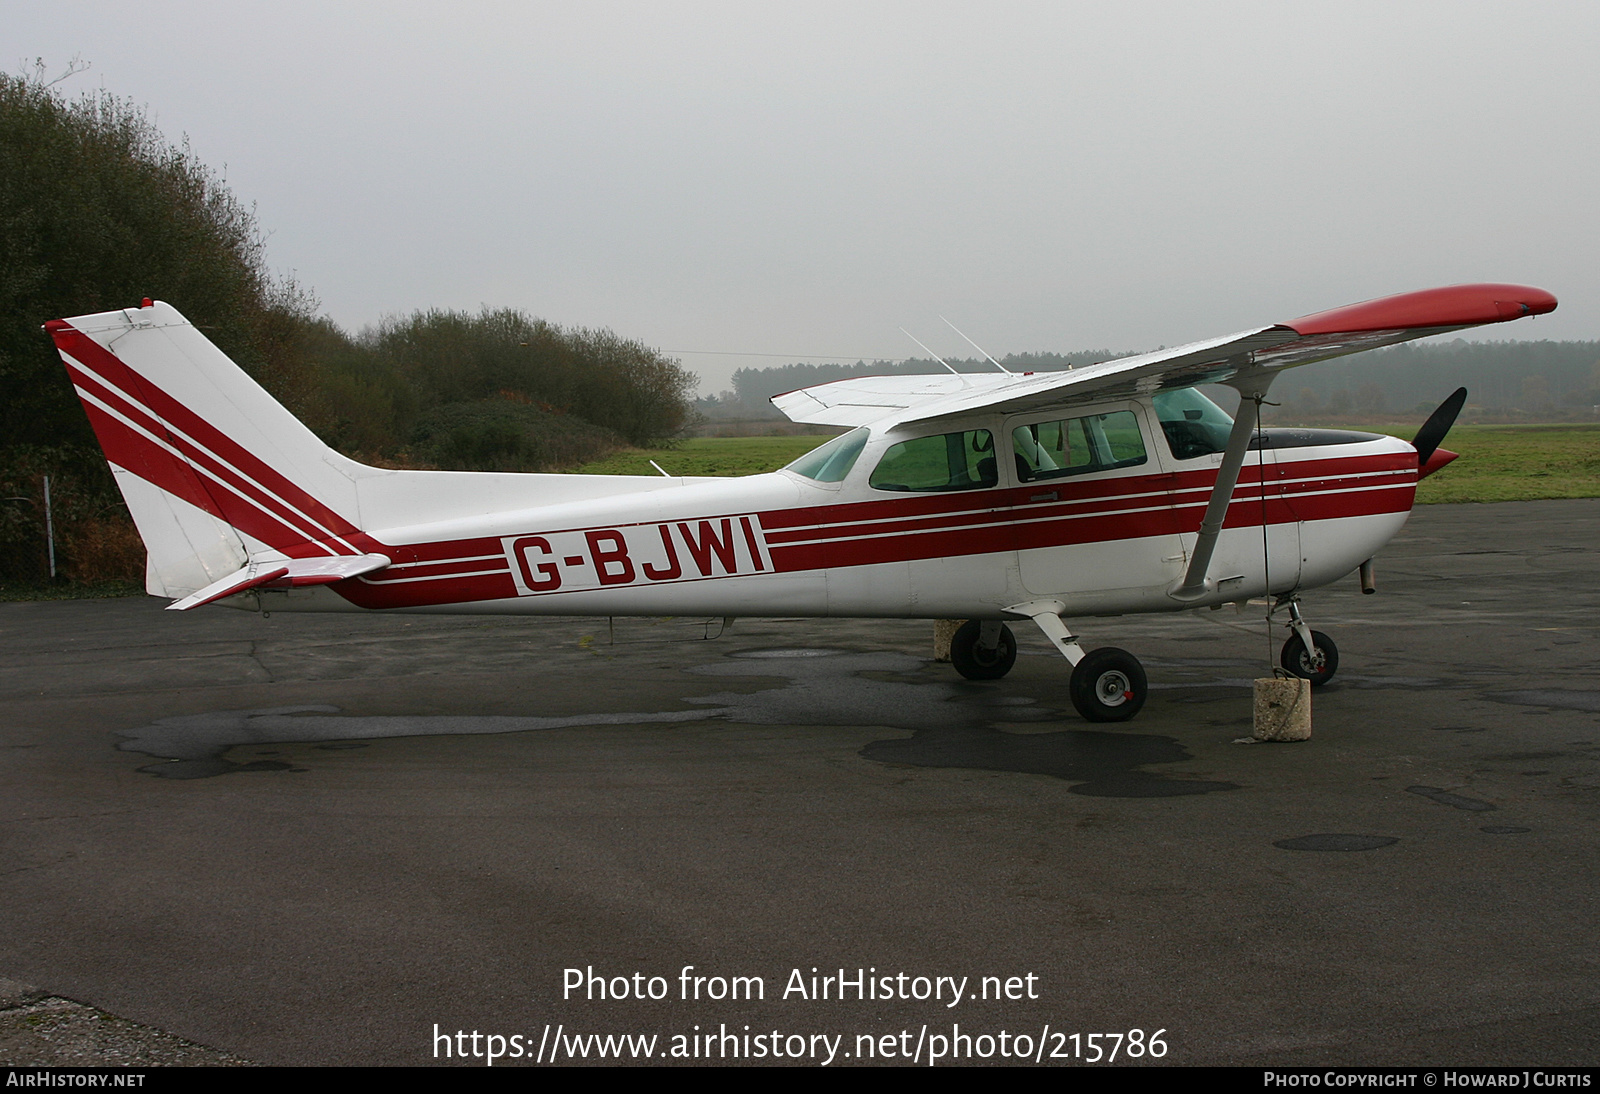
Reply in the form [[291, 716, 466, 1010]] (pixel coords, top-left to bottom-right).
[[47, 283, 1555, 722]]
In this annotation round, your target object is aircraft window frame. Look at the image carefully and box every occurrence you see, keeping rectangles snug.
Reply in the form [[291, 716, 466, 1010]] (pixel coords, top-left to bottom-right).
[[1006, 405, 1149, 484], [867, 428, 1000, 493]]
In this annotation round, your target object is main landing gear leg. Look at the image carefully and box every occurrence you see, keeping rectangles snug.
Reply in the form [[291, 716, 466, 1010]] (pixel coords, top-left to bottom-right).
[[1276, 597, 1339, 687], [1007, 601, 1149, 723], [1024, 609, 1087, 667]]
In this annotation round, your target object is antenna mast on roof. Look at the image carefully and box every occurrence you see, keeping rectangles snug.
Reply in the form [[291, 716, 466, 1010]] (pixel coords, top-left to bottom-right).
[[940, 317, 1015, 375], [898, 327, 971, 387]]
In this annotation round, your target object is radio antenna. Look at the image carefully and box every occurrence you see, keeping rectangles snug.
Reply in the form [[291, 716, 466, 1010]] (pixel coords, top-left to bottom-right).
[[941, 316, 1015, 375], [898, 327, 970, 386]]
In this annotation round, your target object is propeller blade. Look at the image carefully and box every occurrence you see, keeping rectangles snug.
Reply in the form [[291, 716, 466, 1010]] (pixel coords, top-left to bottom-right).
[[1412, 387, 1468, 467]]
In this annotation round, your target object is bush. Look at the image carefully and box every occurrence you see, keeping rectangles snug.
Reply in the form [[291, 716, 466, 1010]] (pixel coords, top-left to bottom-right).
[[409, 398, 624, 472], [367, 308, 696, 448], [0, 69, 313, 583]]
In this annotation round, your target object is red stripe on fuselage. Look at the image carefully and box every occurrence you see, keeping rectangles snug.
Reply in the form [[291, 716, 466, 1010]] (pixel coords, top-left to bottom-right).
[[763, 451, 1414, 568], [334, 535, 515, 607], [362, 556, 510, 582], [339, 569, 518, 608], [282, 453, 1417, 609]]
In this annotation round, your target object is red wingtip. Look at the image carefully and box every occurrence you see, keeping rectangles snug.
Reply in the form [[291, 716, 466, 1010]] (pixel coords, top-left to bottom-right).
[[1419, 447, 1459, 480], [1287, 284, 1557, 336]]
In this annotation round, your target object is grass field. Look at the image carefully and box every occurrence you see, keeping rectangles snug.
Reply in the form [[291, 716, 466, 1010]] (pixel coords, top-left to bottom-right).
[[1412, 423, 1600, 503], [571, 424, 1600, 505]]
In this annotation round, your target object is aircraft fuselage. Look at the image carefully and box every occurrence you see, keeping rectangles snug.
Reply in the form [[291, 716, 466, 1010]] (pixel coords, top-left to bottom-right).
[[256, 406, 1413, 623]]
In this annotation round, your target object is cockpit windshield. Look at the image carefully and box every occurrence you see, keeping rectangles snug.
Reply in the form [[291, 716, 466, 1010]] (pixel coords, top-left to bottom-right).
[[783, 427, 869, 483]]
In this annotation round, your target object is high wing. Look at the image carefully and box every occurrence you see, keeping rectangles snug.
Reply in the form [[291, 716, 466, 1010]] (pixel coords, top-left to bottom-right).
[[772, 284, 1558, 428]]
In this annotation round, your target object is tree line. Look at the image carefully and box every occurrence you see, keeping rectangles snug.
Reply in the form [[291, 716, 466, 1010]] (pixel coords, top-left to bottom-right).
[[700, 342, 1600, 424], [697, 350, 1125, 421], [0, 71, 695, 587]]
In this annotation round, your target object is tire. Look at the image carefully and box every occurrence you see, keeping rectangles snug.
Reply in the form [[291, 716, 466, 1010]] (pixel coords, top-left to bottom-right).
[[950, 620, 1017, 681], [1281, 630, 1338, 687], [1069, 647, 1148, 722]]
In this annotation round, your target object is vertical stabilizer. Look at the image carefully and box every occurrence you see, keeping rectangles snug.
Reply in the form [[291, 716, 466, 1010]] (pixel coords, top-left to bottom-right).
[[47, 301, 369, 598]]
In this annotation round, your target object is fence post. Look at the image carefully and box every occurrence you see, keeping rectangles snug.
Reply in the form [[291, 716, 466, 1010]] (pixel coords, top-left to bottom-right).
[[43, 475, 56, 579]]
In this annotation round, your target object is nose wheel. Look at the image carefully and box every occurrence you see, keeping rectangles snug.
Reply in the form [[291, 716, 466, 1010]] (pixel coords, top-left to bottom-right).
[[1277, 598, 1338, 687], [1280, 629, 1338, 687]]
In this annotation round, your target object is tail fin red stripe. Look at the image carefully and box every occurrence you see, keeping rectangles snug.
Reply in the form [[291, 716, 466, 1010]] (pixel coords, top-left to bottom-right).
[[66, 358, 345, 554], [52, 324, 361, 553], [71, 375, 339, 557], [50, 323, 362, 545]]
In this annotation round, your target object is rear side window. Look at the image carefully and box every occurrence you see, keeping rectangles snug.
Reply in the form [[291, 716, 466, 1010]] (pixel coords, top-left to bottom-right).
[[1012, 410, 1146, 481], [869, 430, 998, 492]]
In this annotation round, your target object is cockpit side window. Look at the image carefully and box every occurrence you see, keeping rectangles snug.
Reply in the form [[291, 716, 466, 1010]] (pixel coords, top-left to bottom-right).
[[1152, 388, 1235, 460], [1011, 410, 1146, 482], [869, 429, 998, 492]]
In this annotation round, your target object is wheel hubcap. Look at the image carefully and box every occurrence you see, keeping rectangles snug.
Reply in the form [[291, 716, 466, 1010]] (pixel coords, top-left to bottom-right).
[[1095, 670, 1131, 706]]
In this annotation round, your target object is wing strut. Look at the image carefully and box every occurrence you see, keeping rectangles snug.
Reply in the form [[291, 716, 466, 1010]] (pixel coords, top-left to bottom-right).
[[1169, 373, 1277, 602]]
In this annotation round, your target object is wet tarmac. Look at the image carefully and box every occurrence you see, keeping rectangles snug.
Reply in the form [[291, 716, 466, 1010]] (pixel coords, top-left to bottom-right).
[[1, 498, 1597, 1066]]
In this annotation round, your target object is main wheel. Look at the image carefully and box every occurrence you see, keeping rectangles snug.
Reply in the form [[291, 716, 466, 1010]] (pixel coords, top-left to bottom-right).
[[1280, 630, 1339, 686], [950, 620, 1018, 680], [1069, 647, 1148, 722]]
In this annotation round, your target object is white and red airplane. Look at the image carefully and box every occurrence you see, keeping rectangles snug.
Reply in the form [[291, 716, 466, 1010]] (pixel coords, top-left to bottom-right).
[[47, 283, 1556, 722]]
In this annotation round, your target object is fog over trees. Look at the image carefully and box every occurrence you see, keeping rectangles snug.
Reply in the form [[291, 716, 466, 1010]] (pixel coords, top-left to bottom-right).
[[0, 72, 695, 585], [699, 343, 1600, 425]]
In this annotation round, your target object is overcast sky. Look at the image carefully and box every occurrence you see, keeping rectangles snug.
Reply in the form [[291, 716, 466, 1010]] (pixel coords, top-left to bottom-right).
[[11, 1, 1597, 391]]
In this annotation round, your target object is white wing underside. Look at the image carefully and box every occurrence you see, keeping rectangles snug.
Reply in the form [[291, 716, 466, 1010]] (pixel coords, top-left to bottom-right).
[[770, 324, 1470, 430]]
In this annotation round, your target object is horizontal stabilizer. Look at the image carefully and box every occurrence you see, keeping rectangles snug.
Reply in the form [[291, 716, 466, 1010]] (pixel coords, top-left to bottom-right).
[[167, 554, 391, 611]]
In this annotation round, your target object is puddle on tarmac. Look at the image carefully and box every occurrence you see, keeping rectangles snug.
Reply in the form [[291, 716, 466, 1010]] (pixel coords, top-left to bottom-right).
[[1487, 690, 1600, 713], [1274, 834, 1399, 852], [118, 704, 716, 780], [1406, 785, 1496, 812], [730, 648, 843, 659], [860, 728, 1236, 798], [116, 649, 1234, 796]]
